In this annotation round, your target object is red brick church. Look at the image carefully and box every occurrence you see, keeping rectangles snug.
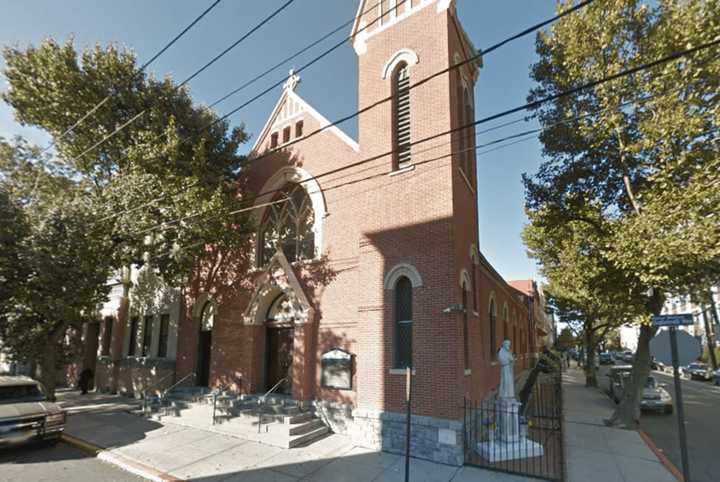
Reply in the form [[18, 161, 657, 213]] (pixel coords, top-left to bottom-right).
[[91, 0, 536, 466]]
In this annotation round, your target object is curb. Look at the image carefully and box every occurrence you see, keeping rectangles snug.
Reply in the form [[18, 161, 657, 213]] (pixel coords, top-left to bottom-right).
[[60, 433, 103, 456], [60, 433, 181, 482], [638, 429, 684, 482]]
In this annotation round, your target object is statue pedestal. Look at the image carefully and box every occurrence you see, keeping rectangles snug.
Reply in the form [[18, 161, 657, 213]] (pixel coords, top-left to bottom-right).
[[476, 398, 544, 462]]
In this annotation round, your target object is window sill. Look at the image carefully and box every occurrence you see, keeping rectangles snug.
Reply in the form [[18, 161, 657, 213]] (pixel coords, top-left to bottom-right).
[[389, 164, 415, 177], [464, 369, 471, 376], [389, 368, 416, 375], [458, 167, 475, 194]]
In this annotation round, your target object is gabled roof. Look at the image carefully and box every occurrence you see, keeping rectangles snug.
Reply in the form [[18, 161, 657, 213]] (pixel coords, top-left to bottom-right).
[[508, 280, 535, 297], [250, 72, 358, 155]]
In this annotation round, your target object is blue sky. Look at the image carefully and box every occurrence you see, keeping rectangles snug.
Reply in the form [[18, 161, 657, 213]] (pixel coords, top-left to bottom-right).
[[0, 0, 556, 282]]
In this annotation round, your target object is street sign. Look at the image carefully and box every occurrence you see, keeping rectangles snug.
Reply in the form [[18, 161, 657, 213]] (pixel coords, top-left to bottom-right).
[[650, 330, 702, 366], [652, 314, 694, 327]]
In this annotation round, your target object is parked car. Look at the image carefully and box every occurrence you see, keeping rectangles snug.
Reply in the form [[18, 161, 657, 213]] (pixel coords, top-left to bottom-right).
[[0, 376, 65, 446], [608, 365, 634, 402], [622, 351, 634, 363], [640, 376, 673, 414], [650, 358, 666, 371], [599, 352, 614, 365], [686, 362, 713, 381], [715, 368, 720, 386]]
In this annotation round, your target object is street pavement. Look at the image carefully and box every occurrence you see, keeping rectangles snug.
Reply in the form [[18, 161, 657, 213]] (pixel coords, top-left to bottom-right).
[[597, 361, 720, 482], [0, 441, 143, 482], [640, 370, 720, 482]]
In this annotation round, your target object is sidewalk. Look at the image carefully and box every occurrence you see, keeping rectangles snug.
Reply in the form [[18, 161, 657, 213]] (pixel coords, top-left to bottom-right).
[[63, 409, 534, 482], [56, 389, 142, 415], [562, 367, 678, 482]]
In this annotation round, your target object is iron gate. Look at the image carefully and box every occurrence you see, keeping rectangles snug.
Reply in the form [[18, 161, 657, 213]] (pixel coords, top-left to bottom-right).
[[464, 369, 564, 481]]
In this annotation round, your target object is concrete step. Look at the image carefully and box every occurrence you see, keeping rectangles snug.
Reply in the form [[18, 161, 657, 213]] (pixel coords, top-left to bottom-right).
[[285, 412, 314, 425], [288, 418, 325, 436], [287, 425, 330, 448]]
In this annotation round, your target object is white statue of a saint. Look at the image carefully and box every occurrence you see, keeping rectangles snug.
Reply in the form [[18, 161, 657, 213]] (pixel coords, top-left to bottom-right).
[[497, 339, 515, 399]]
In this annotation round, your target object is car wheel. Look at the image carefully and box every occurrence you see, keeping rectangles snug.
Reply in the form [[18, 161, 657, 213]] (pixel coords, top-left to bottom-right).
[[664, 406, 674, 415]]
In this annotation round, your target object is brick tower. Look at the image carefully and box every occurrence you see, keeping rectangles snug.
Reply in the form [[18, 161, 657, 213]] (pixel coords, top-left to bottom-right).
[[350, 0, 482, 465]]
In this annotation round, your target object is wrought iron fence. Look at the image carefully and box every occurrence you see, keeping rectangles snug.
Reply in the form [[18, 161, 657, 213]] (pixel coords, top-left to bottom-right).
[[464, 368, 564, 481]]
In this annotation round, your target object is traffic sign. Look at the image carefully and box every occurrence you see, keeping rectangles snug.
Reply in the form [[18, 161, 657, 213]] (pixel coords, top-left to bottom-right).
[[650, 329, 702, 366], [652, 314, 694, 327]]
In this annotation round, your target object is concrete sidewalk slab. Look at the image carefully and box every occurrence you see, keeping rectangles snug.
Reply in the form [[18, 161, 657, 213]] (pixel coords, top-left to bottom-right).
[[563, 368, 678, 482], [57, 389, 141, 415], [63, 409, 538, 481]]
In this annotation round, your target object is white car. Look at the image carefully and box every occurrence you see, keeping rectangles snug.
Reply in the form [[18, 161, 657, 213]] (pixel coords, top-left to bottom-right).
[[640, 376, 673, 414]]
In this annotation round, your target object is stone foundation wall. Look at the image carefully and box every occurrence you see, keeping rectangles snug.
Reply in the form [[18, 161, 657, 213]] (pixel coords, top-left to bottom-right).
[[313, 400, 354, 435], [351, 408, 463, 466]]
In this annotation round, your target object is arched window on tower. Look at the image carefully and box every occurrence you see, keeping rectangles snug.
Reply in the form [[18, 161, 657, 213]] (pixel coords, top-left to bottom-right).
[[392, 62, 411, 170], [258, 183, 315, 266], [463, 88, 475, 187], [462, 283, 470, 370], [394, 276, 413, 368], [489, 298, 497, 359]]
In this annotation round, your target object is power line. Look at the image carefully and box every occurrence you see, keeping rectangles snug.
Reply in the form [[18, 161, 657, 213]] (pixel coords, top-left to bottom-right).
[[235, 0, 598, 167], [207, 7, 362, 108], [177, 0, 297, 88], [87, 0, 395, 225], [39, 0, 224, 156], [131, 39, 719, 237], [69, 0, 298, 164], [93, 0, 594, 224]]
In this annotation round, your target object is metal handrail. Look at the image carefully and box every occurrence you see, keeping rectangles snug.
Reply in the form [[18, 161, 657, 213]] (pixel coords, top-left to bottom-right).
[[258, 377, 287, 433], [142, 371, 176, 414], [162, 372, 196, 399], [260, 377, 287, 402]]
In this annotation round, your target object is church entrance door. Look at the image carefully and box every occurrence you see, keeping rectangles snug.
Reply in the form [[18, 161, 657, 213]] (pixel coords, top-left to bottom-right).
[[265, 326, 293, 394]]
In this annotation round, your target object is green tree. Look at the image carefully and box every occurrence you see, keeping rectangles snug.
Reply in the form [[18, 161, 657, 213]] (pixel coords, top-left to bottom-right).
[[556, 327, 577, 351], [2, 39, 251, 281], [524, 0, 719, 427], [2, 39, 254, 392], [0, 137, 114, 399]]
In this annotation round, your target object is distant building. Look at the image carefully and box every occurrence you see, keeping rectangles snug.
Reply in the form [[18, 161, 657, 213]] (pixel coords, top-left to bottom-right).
[[661, 287, 719, 345], [508, 279, 555, 351]]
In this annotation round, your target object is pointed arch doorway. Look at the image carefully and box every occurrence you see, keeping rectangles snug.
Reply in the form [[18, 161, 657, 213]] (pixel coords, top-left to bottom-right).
[[265, 293, 294, 395]]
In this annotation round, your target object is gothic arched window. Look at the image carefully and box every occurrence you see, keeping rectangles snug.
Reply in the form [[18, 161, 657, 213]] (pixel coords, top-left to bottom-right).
[[392, 62, 411, 170], [394, 276, 413, 368], [259, 183, 315, 266]]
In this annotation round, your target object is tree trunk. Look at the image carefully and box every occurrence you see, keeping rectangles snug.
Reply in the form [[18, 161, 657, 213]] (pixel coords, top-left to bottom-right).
[[584, 327, 598, 387], [37, 339, 59, 402], [701, 303, 718, 370], [606, 323, 656, 428], [110, 265, 132, 393]]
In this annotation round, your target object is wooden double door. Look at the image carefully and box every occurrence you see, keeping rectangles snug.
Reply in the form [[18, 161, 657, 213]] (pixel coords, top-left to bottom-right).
[[265, 326, 294, 394]]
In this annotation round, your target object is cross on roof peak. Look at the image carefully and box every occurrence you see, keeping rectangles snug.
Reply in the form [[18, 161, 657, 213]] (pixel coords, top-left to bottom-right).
[[283, 69, 301, 92]]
